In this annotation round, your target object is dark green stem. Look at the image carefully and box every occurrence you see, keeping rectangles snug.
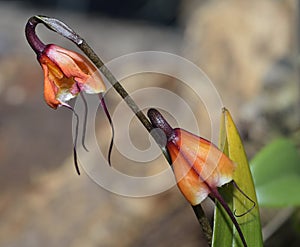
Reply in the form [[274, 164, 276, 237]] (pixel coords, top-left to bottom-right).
[[32, 15, 169, 161], [26, 15, 212, 243], [79, 41, 153, 130], [78, 39, 171, 161], [79, 38, 212, 242]]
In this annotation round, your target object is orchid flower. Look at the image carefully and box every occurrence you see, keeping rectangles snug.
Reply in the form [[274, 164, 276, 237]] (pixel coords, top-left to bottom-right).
[[148, 108, 254, 247], [25, 18, 113, 175], [38, 44, 106, 109]]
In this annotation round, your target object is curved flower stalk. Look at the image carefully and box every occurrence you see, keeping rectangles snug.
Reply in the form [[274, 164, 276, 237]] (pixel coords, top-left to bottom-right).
[[25, 15, 171, 171], [25, 15, 211, 243], [148, 108, 251, 247], [25, 18, 112, 175], [26, 17, 106, 108]]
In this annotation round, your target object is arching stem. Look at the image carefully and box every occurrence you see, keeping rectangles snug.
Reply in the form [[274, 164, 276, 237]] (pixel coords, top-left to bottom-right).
[[25, 15, 213, 244], [28, 15, 170, 162]]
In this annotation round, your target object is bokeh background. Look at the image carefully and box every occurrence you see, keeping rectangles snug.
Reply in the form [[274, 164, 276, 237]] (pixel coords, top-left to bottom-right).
[[0, 0, 299, 246]]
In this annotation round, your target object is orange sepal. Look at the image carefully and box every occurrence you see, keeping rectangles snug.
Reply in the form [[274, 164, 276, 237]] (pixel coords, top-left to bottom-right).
[[41, 62, 60, 109], [167, 128, 236, 205], [168, 142, 210, 205], [38, 44, 106, 109]]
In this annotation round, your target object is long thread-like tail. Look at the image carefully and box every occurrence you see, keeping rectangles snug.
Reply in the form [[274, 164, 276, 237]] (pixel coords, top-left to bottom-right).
[[62, 104, 81, 175], [232, 181, 256, 217], [99, 94, 114, 166], [80, 92, 89, 152]]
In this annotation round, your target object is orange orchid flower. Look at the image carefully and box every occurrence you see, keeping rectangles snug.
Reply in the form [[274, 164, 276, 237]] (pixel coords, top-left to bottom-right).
[[148, 108, 250, 247], [39, 44, 106, 109], [167, 128, 235, 205], [25, 19, 112, 175], [26, 18, 106, 109]]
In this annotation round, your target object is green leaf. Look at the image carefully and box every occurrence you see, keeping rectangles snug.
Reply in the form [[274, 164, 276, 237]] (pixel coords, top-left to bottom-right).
[[250, 138, 300, 207], [212, 108, 263, 247]]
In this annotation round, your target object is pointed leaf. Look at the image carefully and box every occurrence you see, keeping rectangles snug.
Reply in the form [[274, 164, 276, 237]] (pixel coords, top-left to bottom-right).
[[212, 108, 263, 247], [212, 109, 234, 247]]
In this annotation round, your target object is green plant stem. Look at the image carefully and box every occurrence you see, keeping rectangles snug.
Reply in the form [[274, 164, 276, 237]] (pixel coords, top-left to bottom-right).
[[79, 40, 173, 163], [28, 15, 213, 243], [79, 41, 152, 129]]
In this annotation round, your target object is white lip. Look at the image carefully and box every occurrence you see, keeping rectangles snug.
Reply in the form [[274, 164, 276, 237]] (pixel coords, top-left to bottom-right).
[[57, 89, 77, 103]]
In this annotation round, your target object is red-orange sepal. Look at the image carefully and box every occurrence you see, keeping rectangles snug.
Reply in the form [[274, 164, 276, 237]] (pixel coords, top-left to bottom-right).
[[148, 109, 236, 205], [168, 128, 236, 205], [38, 44, 106, 109], [25, 18, 109, 175], [25, 18, 106, 109]]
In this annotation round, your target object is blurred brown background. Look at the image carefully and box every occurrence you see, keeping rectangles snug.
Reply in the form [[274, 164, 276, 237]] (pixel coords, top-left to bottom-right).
[[0, 0, 299, 246]]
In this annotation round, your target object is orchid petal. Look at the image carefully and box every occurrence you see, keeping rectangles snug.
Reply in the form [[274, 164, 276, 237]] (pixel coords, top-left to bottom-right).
[[38, 44, 106, 108]]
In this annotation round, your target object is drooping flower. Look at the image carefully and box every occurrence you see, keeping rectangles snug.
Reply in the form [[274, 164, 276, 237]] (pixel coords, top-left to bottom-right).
[[38, 44, 106, 109], [26, 18, 106, 109], [167, 128, 236, 205], [148, 108, 235, 204], [147, 108, 248, 247], [25, 18, 112, 175]]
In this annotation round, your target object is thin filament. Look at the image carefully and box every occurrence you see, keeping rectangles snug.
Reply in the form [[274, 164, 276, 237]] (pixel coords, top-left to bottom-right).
[[99, 93, 114, 166], [232, 180, 256, 217], [80, 92, 89, 152], [62, 104, 81, 175]]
